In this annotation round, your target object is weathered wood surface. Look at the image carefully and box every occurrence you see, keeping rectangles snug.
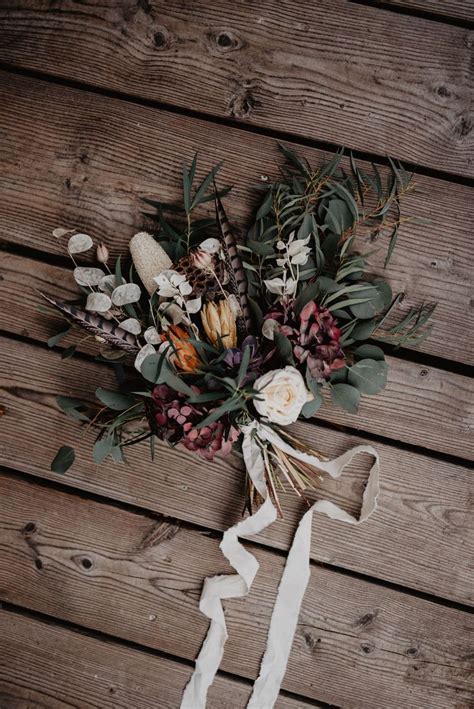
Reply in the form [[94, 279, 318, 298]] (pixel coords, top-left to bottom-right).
[[1, 74, 473, 365], [1, 473, 472, 709], [2, 263, 473, 459], [381, 0, 474, 22], [0, 1, 472, 176], [0, 338, 472, 604], [0, 611, 318, 709], [3, 254, 474, 461]]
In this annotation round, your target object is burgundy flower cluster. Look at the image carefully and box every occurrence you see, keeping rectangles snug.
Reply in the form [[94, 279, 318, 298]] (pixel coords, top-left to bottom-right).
[[265, 300, 345, 382], [150, 384, 239, 461]]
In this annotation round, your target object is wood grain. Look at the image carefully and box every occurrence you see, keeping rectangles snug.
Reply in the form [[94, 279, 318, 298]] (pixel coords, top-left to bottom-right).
[[380, 0, 474, 23], [0, 1, 472, 176], [0, 73, 473, 365], [0, 610, 318, 709], [1, 283, 473, 461], [0, 338, 472, 604], [1, 473, 472, 709]]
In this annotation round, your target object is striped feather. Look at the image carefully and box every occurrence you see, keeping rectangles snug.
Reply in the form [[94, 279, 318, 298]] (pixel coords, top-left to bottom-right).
[[39, 292, 139, 354], [214, 188, 252, 335]]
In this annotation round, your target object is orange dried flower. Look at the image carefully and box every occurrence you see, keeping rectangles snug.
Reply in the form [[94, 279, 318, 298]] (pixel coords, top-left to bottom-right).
[[164, 325, 200, 373]]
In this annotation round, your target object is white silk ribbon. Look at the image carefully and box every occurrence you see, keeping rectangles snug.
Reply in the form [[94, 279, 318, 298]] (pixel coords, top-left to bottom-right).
[[181, 421, 379, 709]]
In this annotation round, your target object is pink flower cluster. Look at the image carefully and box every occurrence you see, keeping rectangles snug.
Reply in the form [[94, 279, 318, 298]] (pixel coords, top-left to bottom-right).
[[265, 300, 345, 382], [151, 384, 239, 461]]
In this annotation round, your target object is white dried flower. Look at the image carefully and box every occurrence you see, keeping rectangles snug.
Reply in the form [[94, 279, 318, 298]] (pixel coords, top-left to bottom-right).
[[154, 270, 192, 299], [264, 277, 297, 296], [254, 367, 310, 426]]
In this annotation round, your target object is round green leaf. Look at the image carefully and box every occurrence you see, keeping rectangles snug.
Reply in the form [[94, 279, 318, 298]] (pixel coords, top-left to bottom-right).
[[350, 286, 385, 320], [373, 279, 393, 308], [347, 359, 388, 395], [351, 319, 377, 341], [96, 388, 137, 411], [352, 344, 385, 361], [330, 383, 360, 414], [51, 445, 75, 474]]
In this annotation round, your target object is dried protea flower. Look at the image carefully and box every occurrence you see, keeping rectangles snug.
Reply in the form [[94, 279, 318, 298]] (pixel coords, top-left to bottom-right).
[[96, 242, 109, 264], [129, 231, 172, 295], [183, 419, 239, 461], [201, 299, 237, 350], [264, 300, 345, 382], [162, 325, 200, 372]]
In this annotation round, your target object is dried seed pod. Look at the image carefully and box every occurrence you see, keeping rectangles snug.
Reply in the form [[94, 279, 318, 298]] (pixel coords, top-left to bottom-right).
[[129, 231, 172, 295]]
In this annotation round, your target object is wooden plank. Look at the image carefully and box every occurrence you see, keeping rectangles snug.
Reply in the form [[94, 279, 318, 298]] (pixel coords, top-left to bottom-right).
[[0, 2, 472, 176], [0, 338, 472, 604], [0, 74, 472, 365], [380, 0, 474, 23], [0, 300, 472, 462], [0, 611, 317, 709], [1, 473, 472, 709]]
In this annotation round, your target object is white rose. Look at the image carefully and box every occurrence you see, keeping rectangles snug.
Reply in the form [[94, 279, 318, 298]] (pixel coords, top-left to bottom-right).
[[254, 366, 310, 426]]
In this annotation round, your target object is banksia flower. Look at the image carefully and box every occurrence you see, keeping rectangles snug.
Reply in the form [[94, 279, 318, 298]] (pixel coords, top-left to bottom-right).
[[163, 325, 200, 372], [201, 299, 237, 350], [129, 231, 172, 295], [183, 420, 240, 461]]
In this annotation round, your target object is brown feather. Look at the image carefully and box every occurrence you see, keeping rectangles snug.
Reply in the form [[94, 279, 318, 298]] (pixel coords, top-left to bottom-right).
[[214, 187, 252, 334], [39, 292, 139, 354]]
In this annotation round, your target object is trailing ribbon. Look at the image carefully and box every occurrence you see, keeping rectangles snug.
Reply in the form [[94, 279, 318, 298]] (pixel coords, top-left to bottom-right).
[[181, 422, 379, 709]]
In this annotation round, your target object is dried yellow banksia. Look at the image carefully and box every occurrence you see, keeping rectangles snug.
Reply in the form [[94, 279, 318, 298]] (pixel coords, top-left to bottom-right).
[[129, 231, 172, 295], [201, 299, 237, 350]]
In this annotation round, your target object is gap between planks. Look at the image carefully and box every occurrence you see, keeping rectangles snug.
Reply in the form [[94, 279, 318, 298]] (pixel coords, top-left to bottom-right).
[[0, 336, 472, 605], [0, 0, 472, 177], [0, 472, 472, 708], [0, 605, 327, 709], [0, 72, 473, 365]]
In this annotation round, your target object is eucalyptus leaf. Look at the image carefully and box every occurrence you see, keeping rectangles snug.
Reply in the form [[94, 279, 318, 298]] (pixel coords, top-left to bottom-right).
[[294, 281, 320, 314], [274, 330, 295, 365], [47, 327, 72, 348], [351, 319, 377, 341], [350, 286, 385, 319], [301, 383, 323, 418], [96, 388, 137, 411], [347, 358, 388, 395], [330, 383, 360, 414], [93, 437, 114, 465], [61, 345, 76, 359], [324, 199, 353, 236], [51, 445, 75, 474], [353, 344, 385, 361]]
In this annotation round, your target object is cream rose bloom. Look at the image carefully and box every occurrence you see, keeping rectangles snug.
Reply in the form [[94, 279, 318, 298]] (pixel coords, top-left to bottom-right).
[[254, 366, 310, 426]]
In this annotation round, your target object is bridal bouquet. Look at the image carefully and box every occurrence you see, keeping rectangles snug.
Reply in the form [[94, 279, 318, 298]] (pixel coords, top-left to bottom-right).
[[42, 145, 434, 707]]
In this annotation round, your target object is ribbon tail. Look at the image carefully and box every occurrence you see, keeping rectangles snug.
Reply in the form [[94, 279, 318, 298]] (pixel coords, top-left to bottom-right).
[[181, 425, 277, 708], [246, 427, 380, 708]]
